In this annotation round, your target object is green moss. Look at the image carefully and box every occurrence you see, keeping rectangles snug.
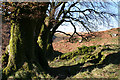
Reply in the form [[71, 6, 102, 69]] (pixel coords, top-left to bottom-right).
[[15, 70, 29, 78], [56, 45, 104, 65], [60, 52, 73, 59], [77, 46, 96, 55], [60, 45, 97, 61], [3, 63, 17, 76], [3, 61, 49, 79], [2, 22, 20, 76], [37, 36, 43, 48], [2, 52, 9, 68]]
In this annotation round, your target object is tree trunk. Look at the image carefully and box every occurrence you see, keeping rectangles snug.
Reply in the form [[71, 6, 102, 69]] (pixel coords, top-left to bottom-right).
[[37, 24, 54, 60], [2, 3, 52, 79]]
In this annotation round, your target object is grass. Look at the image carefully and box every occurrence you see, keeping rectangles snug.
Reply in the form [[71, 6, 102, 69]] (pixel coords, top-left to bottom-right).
[[48, 44, 120, 79]]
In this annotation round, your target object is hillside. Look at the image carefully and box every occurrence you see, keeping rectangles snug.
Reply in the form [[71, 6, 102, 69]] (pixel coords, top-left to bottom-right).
[[53, 28, 119, 53], [48, 44, 120, 79], [48, 28, 120, 79]]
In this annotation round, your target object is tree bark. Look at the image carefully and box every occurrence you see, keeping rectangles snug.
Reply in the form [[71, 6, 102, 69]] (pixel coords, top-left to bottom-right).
[[2, 3, 52, 79], [37, 23, 54, 60]]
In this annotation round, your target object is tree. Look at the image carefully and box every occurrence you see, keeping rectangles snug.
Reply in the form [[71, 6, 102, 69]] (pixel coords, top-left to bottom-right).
[[2, 2, 50, 79], [2, 1, 117, 79]]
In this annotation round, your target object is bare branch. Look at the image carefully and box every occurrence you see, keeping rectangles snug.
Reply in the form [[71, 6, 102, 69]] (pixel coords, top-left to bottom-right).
[[54, 2, 63, 10], [56, 2, 66, 21]]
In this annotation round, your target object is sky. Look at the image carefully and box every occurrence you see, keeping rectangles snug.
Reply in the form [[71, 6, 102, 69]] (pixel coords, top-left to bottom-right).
[[57, 1, 119, 32]]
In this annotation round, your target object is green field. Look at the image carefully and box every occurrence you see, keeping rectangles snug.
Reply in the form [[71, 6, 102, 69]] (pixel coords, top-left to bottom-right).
[[48, 44, 120, 79]]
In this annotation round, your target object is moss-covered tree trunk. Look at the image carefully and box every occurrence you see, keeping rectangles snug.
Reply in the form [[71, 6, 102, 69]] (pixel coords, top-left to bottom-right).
[[37, 23, 54, 60], [2, 3, 52, 79]]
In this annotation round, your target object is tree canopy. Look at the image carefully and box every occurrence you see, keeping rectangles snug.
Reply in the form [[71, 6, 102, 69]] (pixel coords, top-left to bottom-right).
[[3, 1, 118, 41]]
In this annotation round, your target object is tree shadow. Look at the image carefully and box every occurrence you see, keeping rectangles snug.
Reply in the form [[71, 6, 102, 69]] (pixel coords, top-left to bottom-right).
[[102, 51, 120, 65], [47, 50, 63, 61], [48, 51, 120, 79]]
